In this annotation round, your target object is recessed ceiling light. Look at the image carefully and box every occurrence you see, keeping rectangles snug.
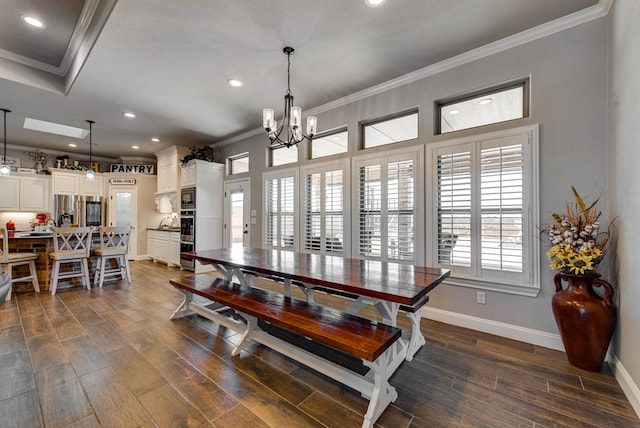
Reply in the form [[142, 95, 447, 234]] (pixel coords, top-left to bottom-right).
[[479, 98, 493, 105], [151, 137, 160, 142], [449, 110, 460, 115], [68, 143, 77, 148], [122, 112, 136, 118], [366, 0, 385, 7], [132, 145, 139, 150], [22, 15, 45, 28], [227, 79, 243, 87]]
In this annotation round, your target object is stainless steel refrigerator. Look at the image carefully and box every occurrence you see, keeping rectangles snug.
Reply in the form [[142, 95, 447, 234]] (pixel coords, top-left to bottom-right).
[[53, 195, 106, 228]]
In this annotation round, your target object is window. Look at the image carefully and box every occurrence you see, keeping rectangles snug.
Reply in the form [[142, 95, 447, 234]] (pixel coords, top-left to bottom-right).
[[362, 111, 418, 149], [263, 170, 297, 249], [356, 150, 420, 262], [429, 125, 539, 294], [270, 145, 298, 166], [302, 163, 347, 255], [437, 80, 528, 134], [228, 152, 249, 175], [311, 129, 348, 159]]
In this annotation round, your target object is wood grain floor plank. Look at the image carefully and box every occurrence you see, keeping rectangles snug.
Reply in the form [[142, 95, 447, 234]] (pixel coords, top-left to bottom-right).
[[80, 366, 154, 427], [229, 352, 315, 406], [104, 345, 167, 397], [84, 319, 126, 353], [123, 328, 181, 367], [27, 332, 68, 372], [21, 313, 54, 338], [49, 315, 87, 341], [16, 294, 45, 317], [60, 413, 101, 428], [547, 379, 639, 420], [211, 404, 270, 428], [62, 334, 109, 376], [0, 350, 35, 402], [34, 362, 93, 427], [0, 304, 21, 327], [220, 371, 325, 428], [138, 383, 210, 427], [0, 390, 44, 428], [298, 391, 374, 428], [0, 325, 28, 356]]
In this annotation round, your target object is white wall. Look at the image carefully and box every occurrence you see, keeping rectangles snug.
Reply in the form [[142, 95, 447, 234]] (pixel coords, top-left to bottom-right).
[[217, 18, 609, 337], [608, 0, 640, 413]]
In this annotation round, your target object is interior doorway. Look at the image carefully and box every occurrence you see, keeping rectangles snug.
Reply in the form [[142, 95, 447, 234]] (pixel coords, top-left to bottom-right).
[[223, 179, 250, 249], [108, 186, 138, 259]]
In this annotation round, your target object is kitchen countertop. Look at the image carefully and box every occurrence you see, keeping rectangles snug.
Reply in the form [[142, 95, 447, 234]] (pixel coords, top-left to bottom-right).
[[9, 232, 53, 239]]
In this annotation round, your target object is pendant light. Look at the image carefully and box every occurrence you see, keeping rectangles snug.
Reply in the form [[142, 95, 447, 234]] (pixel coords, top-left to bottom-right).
[[262, 47, 317, 148], [0, 109, 11, 176], [85, 120, 95, 181]]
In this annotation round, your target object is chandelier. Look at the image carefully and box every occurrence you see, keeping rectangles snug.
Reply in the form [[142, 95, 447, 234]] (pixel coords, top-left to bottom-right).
[[262, 47, 317, 148]]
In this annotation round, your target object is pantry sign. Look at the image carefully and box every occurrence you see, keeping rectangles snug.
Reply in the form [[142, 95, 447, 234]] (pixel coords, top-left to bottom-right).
[[109, 164, 155, 174]]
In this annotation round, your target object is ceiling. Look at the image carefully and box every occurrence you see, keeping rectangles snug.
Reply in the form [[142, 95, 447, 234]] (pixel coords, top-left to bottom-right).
[[0, 0, 603, 161]]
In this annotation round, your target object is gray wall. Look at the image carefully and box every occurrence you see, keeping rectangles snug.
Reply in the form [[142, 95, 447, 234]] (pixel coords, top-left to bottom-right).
[[217, 18, 609, 335], [608, 0, 640, 396]]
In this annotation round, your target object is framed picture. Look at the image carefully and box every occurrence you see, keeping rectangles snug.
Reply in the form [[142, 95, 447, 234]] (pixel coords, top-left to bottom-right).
[[5, 156, 20, 170]]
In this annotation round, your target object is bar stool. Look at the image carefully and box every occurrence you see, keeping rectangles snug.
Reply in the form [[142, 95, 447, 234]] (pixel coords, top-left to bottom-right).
[[49, 227, 92, 295], [0, 227, 40, 302], [92, 226, 131, 288]]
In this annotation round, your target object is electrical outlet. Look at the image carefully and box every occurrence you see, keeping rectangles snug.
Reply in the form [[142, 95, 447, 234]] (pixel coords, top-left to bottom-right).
[[476, 291, 486, 304]]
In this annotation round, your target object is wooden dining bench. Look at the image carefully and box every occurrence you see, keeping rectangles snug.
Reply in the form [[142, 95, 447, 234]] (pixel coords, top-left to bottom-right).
[[169, 274, 403, 428]]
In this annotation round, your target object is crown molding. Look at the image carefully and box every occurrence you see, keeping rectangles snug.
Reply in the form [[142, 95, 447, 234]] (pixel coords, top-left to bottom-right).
[[215, 0, 612, 148]]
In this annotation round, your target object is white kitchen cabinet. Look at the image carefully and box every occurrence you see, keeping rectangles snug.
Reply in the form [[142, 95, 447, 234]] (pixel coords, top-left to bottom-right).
[[20, 176, 50, 211], [170, 232, 180, 267], [155, 146, 189, 194], [180, 162, 196, 188], [51, 170, 105, 196], [0, 176, 20, 210], [0, 175, 50, 212], [147, 229, 180, 267]]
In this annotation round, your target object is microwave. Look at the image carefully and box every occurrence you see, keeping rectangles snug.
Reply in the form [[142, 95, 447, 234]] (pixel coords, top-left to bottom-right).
[[181, 187, 196, 209]]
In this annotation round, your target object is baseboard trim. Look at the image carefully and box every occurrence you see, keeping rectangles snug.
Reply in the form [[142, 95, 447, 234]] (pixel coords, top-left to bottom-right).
[[421, 307, 564, 351], [612, 358, 640, 419]]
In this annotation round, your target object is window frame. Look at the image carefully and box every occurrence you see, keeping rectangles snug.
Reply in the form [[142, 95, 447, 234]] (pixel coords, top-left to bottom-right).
[[426, 124, 540, 296], [352, 145, 424, 263], [262, 167, 299, 250], [300, 159, 351, 256], [361, 109, 419, 150], [268, 144, 299, 167], [228, 152, 249, 175], [309, 127, 349, 160], [436, 79, 530, 135]]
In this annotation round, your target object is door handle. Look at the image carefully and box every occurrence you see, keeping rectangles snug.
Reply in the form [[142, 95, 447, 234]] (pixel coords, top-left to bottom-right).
[[243, 230, 248, 234]]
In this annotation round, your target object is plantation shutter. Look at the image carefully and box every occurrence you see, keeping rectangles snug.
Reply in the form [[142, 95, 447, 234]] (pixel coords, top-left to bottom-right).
[[480, 141, 524, 272], [304, 169, 344, 254], [264, 175, 295, 248], [358, 156, 415, 262], [436, 148, 472, 266]]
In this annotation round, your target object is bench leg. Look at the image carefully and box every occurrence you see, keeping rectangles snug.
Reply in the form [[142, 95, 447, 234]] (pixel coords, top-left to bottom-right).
[[231, 315, 257, 356], [170, 291, 193, 320], [362, 349, 397, 428], [405, 308, 426, 361]]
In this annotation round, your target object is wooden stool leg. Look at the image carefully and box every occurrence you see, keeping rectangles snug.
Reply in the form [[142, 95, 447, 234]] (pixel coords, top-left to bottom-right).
[[5, 265, 12, 302], [29, 260, 40, 293], [99, 257, 107, 288], [50, 261, 60, 295], [82, 258, 91, 290], [94, 257, 100, 287], [124, 257, 131, 283]]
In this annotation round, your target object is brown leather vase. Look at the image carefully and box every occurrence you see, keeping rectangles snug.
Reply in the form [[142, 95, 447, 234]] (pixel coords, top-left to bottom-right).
[[552, 272, 616, 372]]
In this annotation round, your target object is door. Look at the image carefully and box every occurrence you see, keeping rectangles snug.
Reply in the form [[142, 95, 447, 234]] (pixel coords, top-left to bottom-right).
[[223, 179, 250, 249], [109, 187, 138, 259]]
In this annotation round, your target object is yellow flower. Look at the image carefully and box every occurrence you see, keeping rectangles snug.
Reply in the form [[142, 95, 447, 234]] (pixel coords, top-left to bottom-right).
[[568, 256, 594, 275]]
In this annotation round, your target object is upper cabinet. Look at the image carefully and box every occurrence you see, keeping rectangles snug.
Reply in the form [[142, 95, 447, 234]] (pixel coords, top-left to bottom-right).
[[0, 174, 50, 212], [51, 170, 105, 196], [155, 146, 189, 194]]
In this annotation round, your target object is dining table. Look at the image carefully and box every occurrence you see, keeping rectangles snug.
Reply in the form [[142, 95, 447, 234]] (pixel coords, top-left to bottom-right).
[[180, 247, 450, 363]]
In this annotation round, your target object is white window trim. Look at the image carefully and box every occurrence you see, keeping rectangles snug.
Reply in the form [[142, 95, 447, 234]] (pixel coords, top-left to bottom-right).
[[262, 167, 299, 251], [352, 145, 424, 262], [425, 124, 540, 297], [300, 159, 351, 256]]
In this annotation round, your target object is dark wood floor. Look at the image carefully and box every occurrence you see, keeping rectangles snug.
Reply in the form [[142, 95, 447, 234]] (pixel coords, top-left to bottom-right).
[[1, 260, 639, 428]]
